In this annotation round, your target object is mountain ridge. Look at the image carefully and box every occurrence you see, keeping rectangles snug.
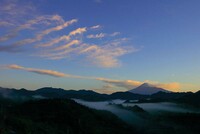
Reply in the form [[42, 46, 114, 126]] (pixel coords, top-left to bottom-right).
[[0, 86, 199, 106]]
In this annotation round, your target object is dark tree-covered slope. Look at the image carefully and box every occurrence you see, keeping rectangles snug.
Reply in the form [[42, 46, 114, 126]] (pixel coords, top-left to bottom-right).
[[0, 99, 137, 134]]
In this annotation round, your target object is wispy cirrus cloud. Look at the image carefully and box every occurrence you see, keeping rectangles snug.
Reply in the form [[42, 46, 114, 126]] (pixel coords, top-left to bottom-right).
[[69, 27, 87, 36], [87, 32, 120, 39], [53, 40, 80, 51], [90, 25, 101, 29], [0, 15, 65, 42], [37, 19, 77, 39], [39, 38, 135, 67], [15, 15, 64, 31], [0, 32, 18, 42], [0, 18, 77, 52], [0, 21, 14, 27], [12, 19, 77, 46], [87, 33, 105, 39], [0, 0, 35, 16], [0, 0, 36, 42], [80, 42, 134, 68], [37, 27, 86, 48], [0, 0, 136, 68], [110, 32, 120, 37], [4, 64, 181, 92], [36, 35, 70, 48]]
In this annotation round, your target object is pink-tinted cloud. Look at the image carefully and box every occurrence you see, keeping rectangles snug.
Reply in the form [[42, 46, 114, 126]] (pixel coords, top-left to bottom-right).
[[97, 78, 181, 92], [5, 64, 181, 92], [7, 64, 66, 77], [13, 19, 77, 46]]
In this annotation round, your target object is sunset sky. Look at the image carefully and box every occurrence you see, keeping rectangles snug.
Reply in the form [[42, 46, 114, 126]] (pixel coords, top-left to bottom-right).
[[0, 0, 200, 93]]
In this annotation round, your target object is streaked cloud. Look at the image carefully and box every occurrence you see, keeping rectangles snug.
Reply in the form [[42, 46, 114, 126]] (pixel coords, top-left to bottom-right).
[[148, 81, 180, 92], [36, 27, 86, 48], [96, 78, 142, 89], [0, 0, 35, 16], [0, 0, 36, 33], [53, 40, 80, 51], [0, 1, 135, 68], [87, 32, 120, 39], [38, 38, 135, 68], [87, 33, 105, 39], [13, 19, 77, 46], [0, 21, 14, 27], [90, 25, 101, 29], [81, 44, 133, 68], [16, 15, 64, 31], [80, 38, 135, 68], [7, 64, 66, 77], [110, 32, 120, 37], [5, 64, 91, 79], [36, 35, 71, 47], [4, 64, 181, 92], [0, 0, 35, 42], [69, 27, 87, 36], [0, 32, 17, 42], [0, 15, 64, 42], [96, 78, 181, 92], [37, 19, 77, 39]]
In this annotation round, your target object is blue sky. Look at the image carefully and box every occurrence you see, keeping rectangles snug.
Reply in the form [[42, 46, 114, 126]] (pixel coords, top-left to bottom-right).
[[0, 0, 200, 93]]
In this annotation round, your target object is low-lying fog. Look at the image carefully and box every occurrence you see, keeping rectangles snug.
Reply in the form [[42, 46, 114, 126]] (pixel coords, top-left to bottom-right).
[[74, 99, 199, 127], [74, 99, 144, 126], [123, 102, 197, 113]]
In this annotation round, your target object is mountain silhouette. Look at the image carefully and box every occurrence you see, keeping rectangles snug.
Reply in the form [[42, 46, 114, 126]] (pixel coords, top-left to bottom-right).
[[128, 83, 171, 95], [1, 86, 200, 105], [110, 91, 147, 100]]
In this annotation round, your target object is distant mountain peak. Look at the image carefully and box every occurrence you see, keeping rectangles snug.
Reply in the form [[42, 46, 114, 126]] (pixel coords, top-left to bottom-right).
[[139, 83, 153, 87], [128, 83, 170, 95]]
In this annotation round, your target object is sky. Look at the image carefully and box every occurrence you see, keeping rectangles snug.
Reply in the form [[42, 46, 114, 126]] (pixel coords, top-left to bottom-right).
[[0, 0, 200, 93]]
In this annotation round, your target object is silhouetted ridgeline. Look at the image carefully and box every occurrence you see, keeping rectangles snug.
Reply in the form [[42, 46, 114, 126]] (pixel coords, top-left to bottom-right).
[[0, 86, 200, 106]]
